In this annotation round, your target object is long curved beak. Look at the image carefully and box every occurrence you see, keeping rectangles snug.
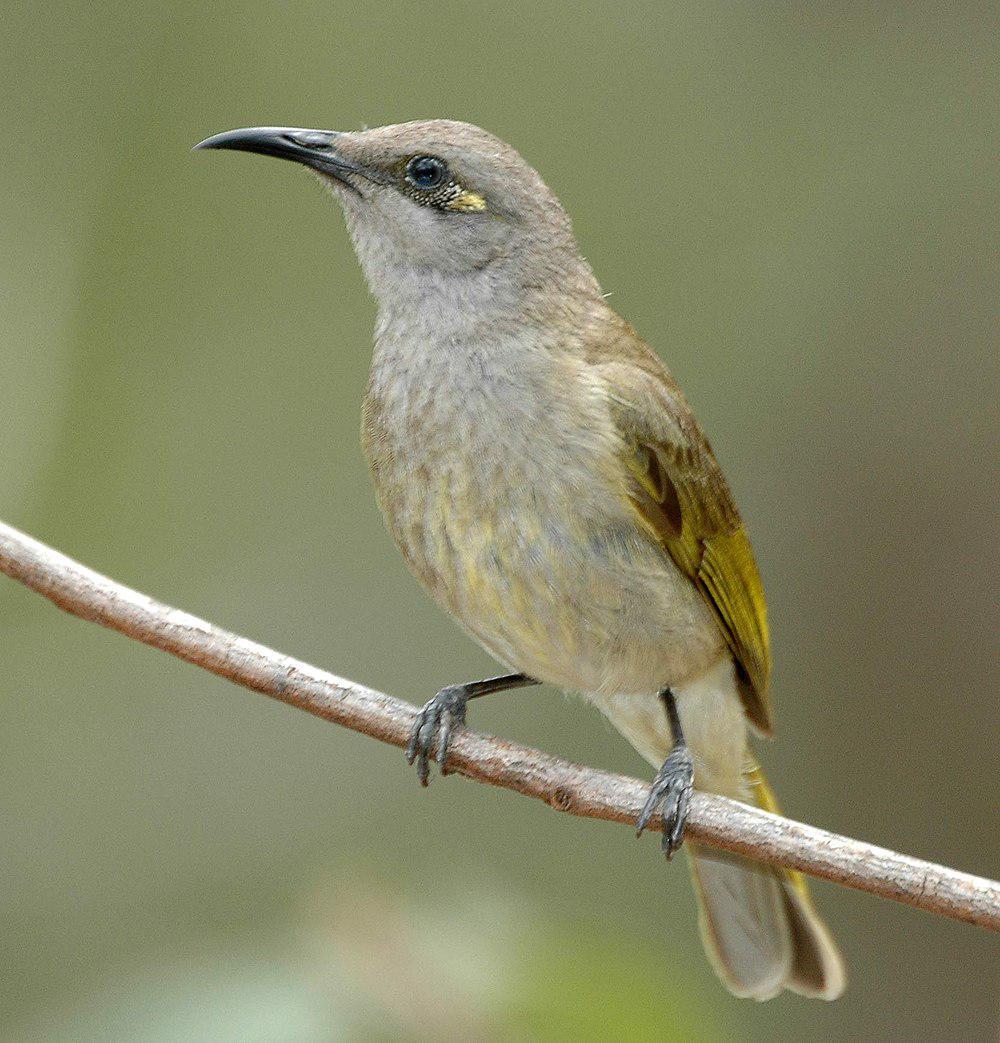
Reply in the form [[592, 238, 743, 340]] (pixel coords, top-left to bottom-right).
[[193, 126, 367, 193]]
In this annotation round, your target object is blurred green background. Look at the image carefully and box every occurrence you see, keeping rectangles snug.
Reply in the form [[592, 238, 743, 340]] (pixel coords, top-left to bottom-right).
[[2, 2, 997, 1039]]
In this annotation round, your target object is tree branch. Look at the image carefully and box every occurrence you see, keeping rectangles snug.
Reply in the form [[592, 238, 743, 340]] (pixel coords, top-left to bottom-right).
[[1, 519, 997, 931]]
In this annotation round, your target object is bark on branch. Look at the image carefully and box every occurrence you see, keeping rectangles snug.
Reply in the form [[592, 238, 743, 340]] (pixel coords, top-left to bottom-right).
[[1, 520, 997, 931]]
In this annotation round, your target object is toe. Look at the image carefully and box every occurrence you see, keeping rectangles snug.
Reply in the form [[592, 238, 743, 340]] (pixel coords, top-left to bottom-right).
[[436, 711, 454, 768], [415, 740, 432, 786], [659, 781, 692, 858], [635, 786, 662, 837], [405, 717, 423, 765], [660, 792, 688, 858], [416, 716, 439, 785]]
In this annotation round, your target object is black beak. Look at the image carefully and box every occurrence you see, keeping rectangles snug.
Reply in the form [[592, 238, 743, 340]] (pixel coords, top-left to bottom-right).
[[193, 126, 367, 192]]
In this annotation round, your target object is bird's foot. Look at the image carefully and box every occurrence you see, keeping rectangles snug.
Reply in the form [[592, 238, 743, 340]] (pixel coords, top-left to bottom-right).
[[406, 685, 469, 786], [635, 744, 694, 859]]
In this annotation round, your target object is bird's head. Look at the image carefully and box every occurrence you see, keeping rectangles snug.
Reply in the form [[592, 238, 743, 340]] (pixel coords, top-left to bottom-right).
[[195, 120, 590, 304]]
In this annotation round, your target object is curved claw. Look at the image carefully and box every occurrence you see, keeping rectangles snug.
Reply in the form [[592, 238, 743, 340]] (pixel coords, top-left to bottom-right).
[[635, 745, 694, 859], [405, 686, 468, 786]]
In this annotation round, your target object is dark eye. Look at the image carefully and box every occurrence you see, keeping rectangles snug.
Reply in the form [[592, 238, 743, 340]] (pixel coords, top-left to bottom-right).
[[405, 155, 447, 189]]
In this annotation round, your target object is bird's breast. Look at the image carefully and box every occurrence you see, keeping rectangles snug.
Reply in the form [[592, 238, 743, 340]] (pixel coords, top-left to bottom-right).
[[360, 335, 722, 693], [362, 339, 611, 595]]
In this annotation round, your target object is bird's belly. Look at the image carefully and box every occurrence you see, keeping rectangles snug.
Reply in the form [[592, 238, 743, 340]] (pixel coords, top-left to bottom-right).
[[374, 452, 725, 696]]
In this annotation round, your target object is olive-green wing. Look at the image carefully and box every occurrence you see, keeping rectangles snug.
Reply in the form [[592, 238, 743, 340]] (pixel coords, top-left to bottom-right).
[[597, 357, 773, 734]]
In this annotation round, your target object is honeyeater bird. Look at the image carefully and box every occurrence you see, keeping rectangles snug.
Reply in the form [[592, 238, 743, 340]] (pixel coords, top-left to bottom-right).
[[195, 120, 846, 1000]]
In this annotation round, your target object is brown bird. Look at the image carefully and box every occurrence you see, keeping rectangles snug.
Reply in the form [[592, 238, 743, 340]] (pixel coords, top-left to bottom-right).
[[196, 120, 846, 999]]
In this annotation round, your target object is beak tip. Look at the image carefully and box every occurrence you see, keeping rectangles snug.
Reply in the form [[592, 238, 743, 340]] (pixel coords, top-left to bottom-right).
[[192, 133, 226, 152]]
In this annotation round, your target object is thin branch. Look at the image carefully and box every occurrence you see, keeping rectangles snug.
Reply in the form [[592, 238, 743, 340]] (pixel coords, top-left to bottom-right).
[[1, 519, 998, 932]]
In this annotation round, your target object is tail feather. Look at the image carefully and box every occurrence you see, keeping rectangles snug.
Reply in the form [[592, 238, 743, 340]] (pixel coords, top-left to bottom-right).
[[687, 845, 791, 1000], [688, 764, 846, 1001], [780, 879, 847, 1000]]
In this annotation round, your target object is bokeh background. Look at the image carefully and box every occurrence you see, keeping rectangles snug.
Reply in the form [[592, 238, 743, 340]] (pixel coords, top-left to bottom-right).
[[2, 2, 997, 1039]]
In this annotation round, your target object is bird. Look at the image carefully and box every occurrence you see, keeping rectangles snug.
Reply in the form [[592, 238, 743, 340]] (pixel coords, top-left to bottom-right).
[[194, 120, 846, 1000]]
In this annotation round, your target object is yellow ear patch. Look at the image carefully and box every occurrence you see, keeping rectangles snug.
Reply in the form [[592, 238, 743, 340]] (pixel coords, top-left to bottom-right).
[[445, 189, 487, 213]]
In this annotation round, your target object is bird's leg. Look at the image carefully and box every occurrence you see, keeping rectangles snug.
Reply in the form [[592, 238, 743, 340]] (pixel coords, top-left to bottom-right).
[[406, 672, 538, 786], [635, 686, 695, 859]]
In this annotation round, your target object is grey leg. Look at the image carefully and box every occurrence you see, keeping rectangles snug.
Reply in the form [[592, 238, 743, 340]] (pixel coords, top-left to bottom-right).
[[635, 687, 694, 858]]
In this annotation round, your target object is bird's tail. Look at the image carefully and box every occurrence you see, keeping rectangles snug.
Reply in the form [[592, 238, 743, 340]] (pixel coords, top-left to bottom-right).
[[687, 764, 846, 1000]]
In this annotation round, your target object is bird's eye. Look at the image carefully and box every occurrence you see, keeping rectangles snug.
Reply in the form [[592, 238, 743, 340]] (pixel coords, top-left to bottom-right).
[[405, 155, 447, 190]]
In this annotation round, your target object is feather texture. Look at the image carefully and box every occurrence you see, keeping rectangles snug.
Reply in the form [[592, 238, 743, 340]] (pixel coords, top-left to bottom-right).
[[593, 323, 773, 733]]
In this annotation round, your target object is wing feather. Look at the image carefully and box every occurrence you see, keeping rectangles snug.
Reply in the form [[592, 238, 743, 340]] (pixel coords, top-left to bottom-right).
[[596, 345, 773, 734]]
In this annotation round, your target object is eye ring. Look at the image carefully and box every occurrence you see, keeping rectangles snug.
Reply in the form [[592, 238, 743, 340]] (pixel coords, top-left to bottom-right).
[[405, 155, 447, 190]]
